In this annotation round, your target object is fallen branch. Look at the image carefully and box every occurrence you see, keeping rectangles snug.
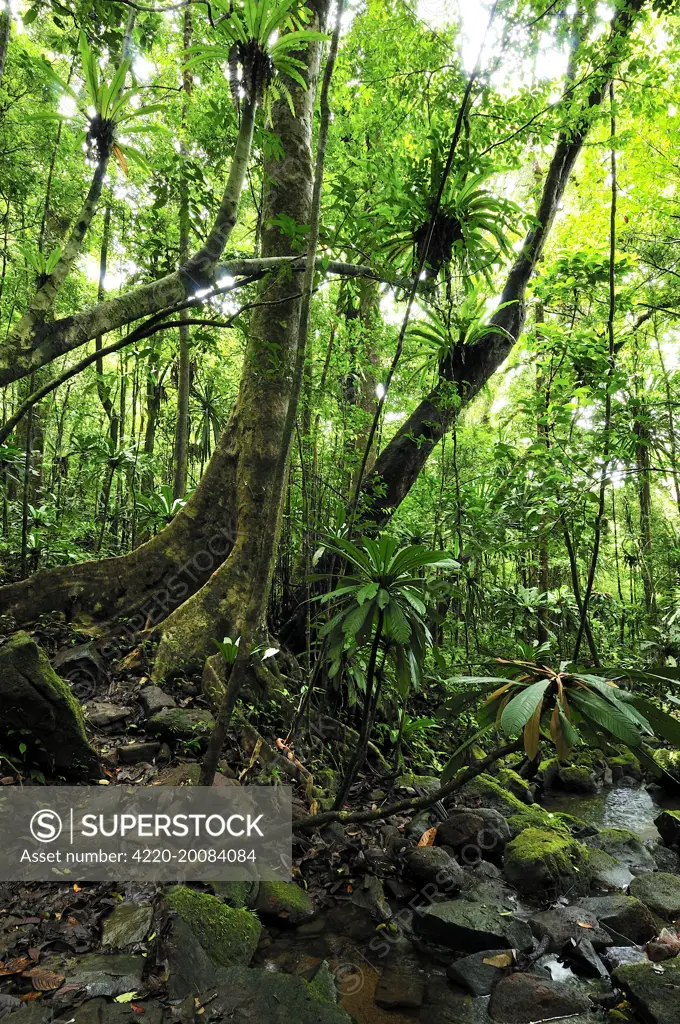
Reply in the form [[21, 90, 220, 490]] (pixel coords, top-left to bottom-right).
[[292, 738, 523, 833]]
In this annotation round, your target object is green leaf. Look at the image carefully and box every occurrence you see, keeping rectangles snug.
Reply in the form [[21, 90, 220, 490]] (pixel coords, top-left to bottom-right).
[[500, 679, 551, 737], [441, 726, 491, 784], [569, 689, 646, 747]]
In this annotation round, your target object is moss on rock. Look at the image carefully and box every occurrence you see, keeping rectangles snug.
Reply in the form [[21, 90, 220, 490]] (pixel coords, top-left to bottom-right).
[[496, 767, 532, 803], [458, 773, 531, 817], [166, 886, 261, 966], [504, 827, 591, 896], [255, 880, 314, 924]]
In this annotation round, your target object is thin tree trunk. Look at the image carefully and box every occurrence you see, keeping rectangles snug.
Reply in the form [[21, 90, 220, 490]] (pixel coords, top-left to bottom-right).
[[0, 0, 10, 91]]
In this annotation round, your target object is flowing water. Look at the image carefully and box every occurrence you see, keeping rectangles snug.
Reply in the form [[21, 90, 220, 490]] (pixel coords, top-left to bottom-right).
[[542, 782, 680, 840]]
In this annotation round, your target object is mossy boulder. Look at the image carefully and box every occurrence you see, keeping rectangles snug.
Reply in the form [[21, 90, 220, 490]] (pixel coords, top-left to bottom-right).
[[586, 847, 633, 890], [458, 773, 533, 818], [395, 772, 440, 794], [655, 809, 680, 849], [212, 880, 259, 909], [196, 968, 351, 1023], [608, 749, 642, 781], [630, 872, 680, 919], [505, 808, 586, 840], [166, 886, 260, 966], [254, 881, 315, 924], [0, 631, 100, 779], [415, 899, 533, 952], [585, 828, 656, 874], [148, 708, 215, 743], [504, 828, 591, 896], [496, 767, 532, 803], [557, 764, 598, 794], [613, 957, 680, 1024]]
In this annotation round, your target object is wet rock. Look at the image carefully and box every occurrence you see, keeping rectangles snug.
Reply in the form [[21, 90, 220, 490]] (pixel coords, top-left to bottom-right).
[[212, 880, 259, 909], [349, 875, 391, 921], [139, 685, 177, 717], [148, 708, 215, 741], [496, 766, 533, 803], [85, 702, 133, 729], [529, 905, 612, 951], [163, 916, 219, 1000], [575, 895, 658, 944], [307, 960, 337, 1004], [558, 765, 598, 794], [0, 632, 100, 779], [254, 881, 315, 924], [102, 902, 153, 947], [458, 773, 535, 818], [650, 842, 680, 873], [562, 936, 609, 979], [405, 846, 465, 893], [436, 808, 510, 856], [601, 945, 648, 971], [585, 828, 656, 874], [587, 847, 633, 890], [195, 970, 351, 1023], [613, 956, 680, 1024], [646, 931, 680, 962], [654, 809, 680, 850], [116, 741, 160, 764], [489, 972, 591, 1023], [405, 809, 436, 839], [0, 995, 22, 1018], [446, 948, 514, 996], [630, 871, 680, 919], [374, 966, 424, 1009], [64, 953, 145, 997], [52, 641, 107, 698], [67, 998, 163, 1024], [415, 899, 533, 952], [504, 827, 591, 897], [395, 773, 440, 794], [608, 751, 642, 781], [166, 885, 260, 966]]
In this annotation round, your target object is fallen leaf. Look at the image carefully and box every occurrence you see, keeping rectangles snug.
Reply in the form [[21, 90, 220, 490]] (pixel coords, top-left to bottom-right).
[[576, 921, 594, 929], [0, 957, 32, 976], [22, 969, 65, 991], [417, 827, 437, 847], [73, 884, 82, 893], [19, 992, 42, 1002], [482, 952, 513, 968], [131, 1005, 145, 1015], [114, 992, 139, 1003]]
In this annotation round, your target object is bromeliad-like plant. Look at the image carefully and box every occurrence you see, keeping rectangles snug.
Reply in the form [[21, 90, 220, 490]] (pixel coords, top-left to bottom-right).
[[186, 0, 327, 121], [406, 288, 515, 375], [314, 533, 458, 806], [440, 658, 680, 783]]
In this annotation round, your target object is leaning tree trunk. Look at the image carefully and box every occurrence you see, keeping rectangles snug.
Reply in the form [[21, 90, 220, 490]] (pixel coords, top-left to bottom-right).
[[152, 0, 329, 682]]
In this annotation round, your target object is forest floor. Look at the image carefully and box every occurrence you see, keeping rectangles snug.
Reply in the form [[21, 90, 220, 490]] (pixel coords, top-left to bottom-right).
[[1, 618, 680, 1024]]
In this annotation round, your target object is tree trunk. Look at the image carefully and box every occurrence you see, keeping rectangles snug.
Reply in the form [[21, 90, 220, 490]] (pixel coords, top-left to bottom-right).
[[634, 405, 656, 616], [0, 0, 10, 91]]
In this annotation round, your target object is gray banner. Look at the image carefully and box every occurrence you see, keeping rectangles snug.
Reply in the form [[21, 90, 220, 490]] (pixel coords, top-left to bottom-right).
[[0, 786, 292, 882]]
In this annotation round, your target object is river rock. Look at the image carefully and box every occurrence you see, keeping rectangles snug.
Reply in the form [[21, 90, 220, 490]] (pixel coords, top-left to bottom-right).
[[102, 902, 153, 947], [436, 808, 510, 856], [147, 707, 215, 741], [562, 936, 609, 979], [654, 809, 680, 850], [446, 949, 514, 996], [139, 685, 177, 717], [0, 632, 100, 779], [163, 916, 219, 1000], [254, 880, 315, 924], [585, 828, 656, 874], [166, 886, 260, 966], [529, 905, 612, 951], [504, 827, 591, 896], [374, 965, 425, 1009], [405, 846, 465, 892], [650, 842, 680, 873], [558, 765, 598, 794], [496, 766, 533, 803], [64, 954, 145, 997], [587, 847, 633, 890], [68, 999, 163, 1024], [85, 701, 133, 729], [458, 773, 534, 818], [613, 956, 680, 1023], [601, 945, 648, 971], [116, 741, 161, 764], [415, 899, 533, 951], [194, 970, 351, 1023], [350, 875, 391, 922], [575, 895, 658, 944], [489, 972, 591, 1023], [630, 871, 680, 919]]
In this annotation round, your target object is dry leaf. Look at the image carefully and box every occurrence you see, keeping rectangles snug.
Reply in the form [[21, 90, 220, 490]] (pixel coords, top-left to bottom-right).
[[19, 992, 42, 1001], [131, 1005, 145, 1015], [22, 968, 65, 991], [418, 827, 437, 847], [73, 884, 82, 893], [576, 921, 594, 929], [482, 952, 513, 968], [0, 957, 32, 976]]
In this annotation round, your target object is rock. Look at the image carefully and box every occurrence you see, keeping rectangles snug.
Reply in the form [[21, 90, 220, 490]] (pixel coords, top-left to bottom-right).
[[613, 956, 680, 1024], [212, 880, 259, 909], [85, 702, 133, 729], [405, 809, 435, 839], [0, 995, 22, 1018], [446, 949, 514, 996], [395, 773, 440, 794], [148, 707, 215, 741], [254, 881, 315, 924], [458, 773, 537, 818], [647, 933, 680, 962], [404, 846, 465, 892], [116, 741, 160, 764], [307, 960, 337, 1004], [64, 954, 145, 997], [575, 895, 658, 944], [349, 875, 391, 921], [601, 945, 648, 971], [562, 937, 609, 979], [587, 847, 633, 890], [139, 685, 177, 717], [496, 766, 533, 803], [162, 916, 219, 999], [504, 828, 591, 896], [194, 970, 351, 1023], [102, 903, 153, 947], [489, 972, 591, 1023], [608, 751, 642, 781], [69, 999, 163, 1024], [654, 809, 680, 850], [415, 899, 533, 952], [437, 808, 510, 857], [630, 871, 680, 919], [585, 828, 656, 874], [529, 906, 612, 951], [0, 632, 100, 779], [650, 842, 680, 873], [166, 886, 260, 966], [558, 765, 598, 794], [52, 641, 107, 699], [374, 966, 424, 1009]]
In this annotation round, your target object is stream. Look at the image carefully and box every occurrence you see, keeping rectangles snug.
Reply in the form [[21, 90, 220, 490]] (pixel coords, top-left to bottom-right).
[[542, 782, 680, 841]]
